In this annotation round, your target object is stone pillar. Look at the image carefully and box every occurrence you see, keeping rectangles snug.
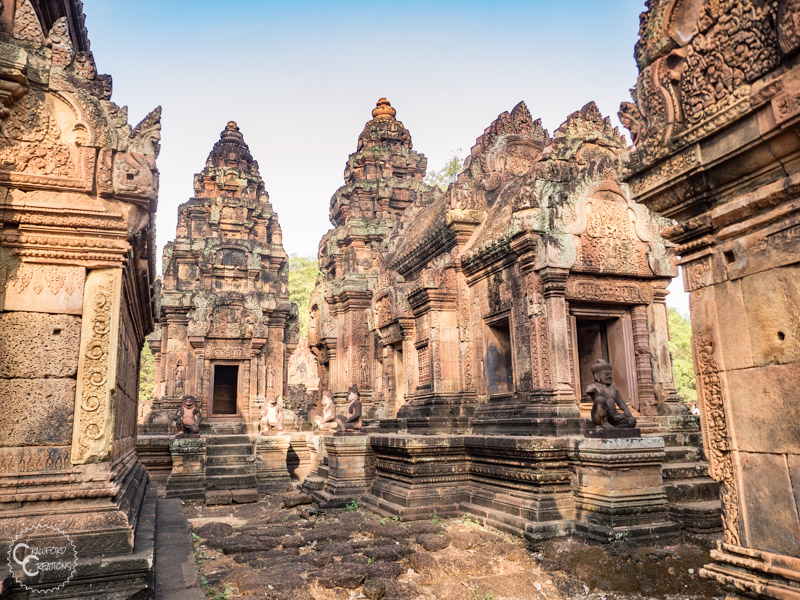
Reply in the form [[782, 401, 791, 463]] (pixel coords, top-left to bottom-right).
[[541, 268, 581, 409], [166, 438, 207, 500], [255, 434, 292, 492], [309, 434, 376, 508], [630, 304, 657, 416], [572, 436, 678, 543], [646, 288, 684, 416]]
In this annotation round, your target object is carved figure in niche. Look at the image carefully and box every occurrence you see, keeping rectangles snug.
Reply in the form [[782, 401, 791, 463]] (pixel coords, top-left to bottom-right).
[[313, 390, 338, 431], [359, 352, 369, 386], [174, 396, 202, 437], [174, 361, 185, 397], [587, 360, 637, 428], [260, 396, 285, 435], [336, 384, 363, 432], [243, 314, 254, 337]]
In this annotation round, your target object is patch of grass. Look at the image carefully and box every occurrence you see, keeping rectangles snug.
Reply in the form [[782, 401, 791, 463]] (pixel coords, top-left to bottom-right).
[[200, 578, 235, 600], [460, 514, 483, 526], [392, 515, 400, 523], [212, 582, 236, 600], [346, 499, 359, 511], [380, 517, 389, 525], [472, 587, 495, 600], [367, 557, 374, 565], [326, 537, 332, 543], [191, 533, 207, 564], [430, 510, 442, 525]]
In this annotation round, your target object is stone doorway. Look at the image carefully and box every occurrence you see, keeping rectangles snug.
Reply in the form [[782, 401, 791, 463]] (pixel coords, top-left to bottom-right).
[[485, 315, 514, 396], [570, 307, 638, 411], [393, 346, 406, 416], [211, 364, 240, 416]]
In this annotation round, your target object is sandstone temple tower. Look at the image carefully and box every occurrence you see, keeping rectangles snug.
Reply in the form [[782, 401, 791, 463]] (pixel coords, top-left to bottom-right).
[[308, 99, 428, 416], [139, 122, 297, 469], [0, 0, 159, 595]]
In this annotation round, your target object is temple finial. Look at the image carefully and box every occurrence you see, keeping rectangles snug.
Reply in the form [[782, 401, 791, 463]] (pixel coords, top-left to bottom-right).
[[371, 98, 396, 120]]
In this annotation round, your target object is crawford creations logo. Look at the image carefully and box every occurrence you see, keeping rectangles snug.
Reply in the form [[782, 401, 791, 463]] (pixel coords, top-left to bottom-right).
[[8, 525, 77, 593]]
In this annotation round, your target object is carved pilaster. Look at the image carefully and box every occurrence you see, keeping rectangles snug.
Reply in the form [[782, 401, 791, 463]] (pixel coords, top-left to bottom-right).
[[693, 327, 741, 547], [631, 304, 657, 416], [540, 268, 573, 403], [71, 268, 122, 464]]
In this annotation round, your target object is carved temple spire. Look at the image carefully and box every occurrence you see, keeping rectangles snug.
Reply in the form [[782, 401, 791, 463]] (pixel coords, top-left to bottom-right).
[[329, 98, 427, 228], [194, 120, 266, 200]]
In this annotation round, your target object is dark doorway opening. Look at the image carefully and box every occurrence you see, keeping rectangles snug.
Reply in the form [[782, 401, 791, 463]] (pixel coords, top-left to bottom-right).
[[486, 317, 514, 396], [575, 319, 610, 403], [213, 364, 238, 415]]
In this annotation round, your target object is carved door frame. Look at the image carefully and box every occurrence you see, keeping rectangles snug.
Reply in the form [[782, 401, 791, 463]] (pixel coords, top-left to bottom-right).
[[208, 359, 244, 420], [568, 305, 639, 411]]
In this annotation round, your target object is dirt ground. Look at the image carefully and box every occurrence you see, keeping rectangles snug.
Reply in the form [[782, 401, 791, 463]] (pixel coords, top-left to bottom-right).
[[184, 493, 723, 600]]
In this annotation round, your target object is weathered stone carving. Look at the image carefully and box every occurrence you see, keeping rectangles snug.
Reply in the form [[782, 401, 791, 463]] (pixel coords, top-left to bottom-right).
[[260, 396, 285, 436], [174, 396, 202, 438], [313, 390, 338, 431], [336, 384, 363, 432], [587, 360, 637, 429]]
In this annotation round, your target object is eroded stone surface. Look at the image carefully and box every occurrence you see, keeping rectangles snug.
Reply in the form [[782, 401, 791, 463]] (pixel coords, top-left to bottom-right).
[[0, 312, 81, 378], [0, 378, 75, 445]]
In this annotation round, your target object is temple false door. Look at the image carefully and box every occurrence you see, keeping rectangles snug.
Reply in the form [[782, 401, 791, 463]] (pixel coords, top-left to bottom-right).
[[569, 306, 639, 411]]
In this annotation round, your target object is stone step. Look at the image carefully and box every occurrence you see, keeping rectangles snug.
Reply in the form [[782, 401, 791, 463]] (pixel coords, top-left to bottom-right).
[[301, 476, 326, 492], [664, 445, 703, 462], [668, 500, 723, 533], [206, 465, 256, 477], [636, 419, 661, 433], [206, 455, 254, 467], [206, 434, 252, 445], [662, 461, 709, 480], [459, 501, 573, 542], [206, 473, 258, 490], [206, 443, 253, 456], [207, 423, 247, 435], [664, 477, 720, 503]]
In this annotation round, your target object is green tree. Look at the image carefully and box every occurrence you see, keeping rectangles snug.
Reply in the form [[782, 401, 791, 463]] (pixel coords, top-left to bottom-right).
[[668, 308, 696, 404], [289, 254, 320, 337], [139, 341, 156, 404], [425, 153, 463, 190]]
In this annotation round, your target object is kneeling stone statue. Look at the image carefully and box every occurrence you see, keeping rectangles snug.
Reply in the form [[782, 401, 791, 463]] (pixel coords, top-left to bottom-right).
[[587, 359, 637, 429]]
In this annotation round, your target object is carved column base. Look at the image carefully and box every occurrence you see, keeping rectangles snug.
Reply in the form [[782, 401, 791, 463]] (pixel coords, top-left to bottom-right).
[[572, 437, 680, 543], [657, 392, 689, 416], [361, 434, 468, 520], [0, 454, 149, 559], [309, 434, 376, 509], [255, 434, 292, 492], [166, 437, 207, 500], [701, 543, 800, 600], [396, 391, 477, 433], [287, 432, 313, 482]]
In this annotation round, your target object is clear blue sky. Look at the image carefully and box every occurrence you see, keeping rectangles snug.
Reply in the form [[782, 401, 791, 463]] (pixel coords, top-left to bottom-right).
[[81, 0, 690, 314]]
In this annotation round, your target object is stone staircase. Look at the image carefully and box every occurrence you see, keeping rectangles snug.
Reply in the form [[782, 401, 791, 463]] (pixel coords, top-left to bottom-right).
[[204, 423, 258, 503], [645, 416, 723, 535]]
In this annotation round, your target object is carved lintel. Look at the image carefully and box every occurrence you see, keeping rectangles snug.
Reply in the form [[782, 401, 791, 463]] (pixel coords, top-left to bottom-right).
[[72, 268, 122, 464]]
